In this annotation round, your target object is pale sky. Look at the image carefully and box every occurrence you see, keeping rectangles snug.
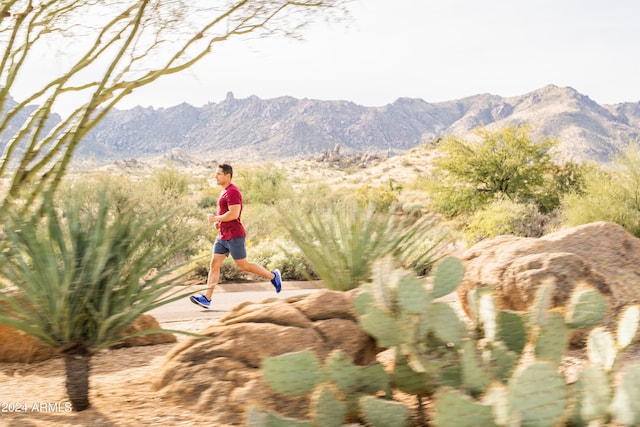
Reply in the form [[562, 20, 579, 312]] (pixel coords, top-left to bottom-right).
[[65, 0, 640, 110]]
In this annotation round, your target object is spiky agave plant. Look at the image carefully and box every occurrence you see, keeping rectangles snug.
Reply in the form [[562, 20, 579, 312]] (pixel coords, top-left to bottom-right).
[[0, 190, 198, 411], [280, 201, 449, 291]]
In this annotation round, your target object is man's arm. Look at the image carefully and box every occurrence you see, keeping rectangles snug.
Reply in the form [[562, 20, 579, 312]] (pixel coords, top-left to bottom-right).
[[210, 204, 241, 223]]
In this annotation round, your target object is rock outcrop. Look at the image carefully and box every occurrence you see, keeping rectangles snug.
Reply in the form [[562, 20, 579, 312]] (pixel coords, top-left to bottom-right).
[[152, 290, 378, 425], [457, 221, 640, 336]]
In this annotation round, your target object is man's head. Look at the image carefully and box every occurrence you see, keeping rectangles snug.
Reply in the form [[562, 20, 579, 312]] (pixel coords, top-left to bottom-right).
[[215, 163, 233, 187]]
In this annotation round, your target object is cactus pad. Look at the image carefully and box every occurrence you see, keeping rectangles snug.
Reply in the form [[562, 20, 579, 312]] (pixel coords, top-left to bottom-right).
[[427, 302, 467, 346], [587, 327, 616, 371], [610, 365, 640, 426], [358, 305, 403, 347], [310, 384, 346, 427], [393, 359, 433, 395], [497, 310, 527, 354], [617, 304, 639, 350], [262, 349, 326, 396], [360, 396, 409, 427], [566, 285, 607, 329], [508, 361, 567, 427], [571, 364, 611, 425], [461, 340, 492, 395], [433, 388, 497, 427], [326, 350, 360, 394], [432, 256, 464, 298], [534, 311, 569, 365], [397, 275, 431, 314]]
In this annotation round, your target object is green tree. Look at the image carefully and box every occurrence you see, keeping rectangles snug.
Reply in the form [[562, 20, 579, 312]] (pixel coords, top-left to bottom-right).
[[0, 0, 349, 215], [0, 191, 197, 411], [429, 124, 577, 216]]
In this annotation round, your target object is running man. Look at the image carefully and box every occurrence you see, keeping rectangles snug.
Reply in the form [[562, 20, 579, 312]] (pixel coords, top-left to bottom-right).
[[190, 163, 282, 309]]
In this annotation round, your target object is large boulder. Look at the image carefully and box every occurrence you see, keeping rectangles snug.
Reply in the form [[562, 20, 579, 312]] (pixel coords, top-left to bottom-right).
[[457, 222, 640, 334], [152, 289, 378, 425], [0, 314, 176, 362]]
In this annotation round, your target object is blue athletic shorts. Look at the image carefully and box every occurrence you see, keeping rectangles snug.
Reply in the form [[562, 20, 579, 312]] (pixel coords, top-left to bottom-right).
[[213, 236, 247, 260]]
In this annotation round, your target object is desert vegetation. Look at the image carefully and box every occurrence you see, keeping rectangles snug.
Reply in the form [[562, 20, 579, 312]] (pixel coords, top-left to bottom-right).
[[3, 119, 640, 424]]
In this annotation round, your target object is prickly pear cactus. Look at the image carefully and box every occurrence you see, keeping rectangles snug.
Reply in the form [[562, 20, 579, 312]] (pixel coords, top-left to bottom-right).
[[433, 388, 497, 427], [496, 309, 527, 354], [569, 364, 612, 426], [617, 304, 639, 350], [565, 283, 608, 329], [534, 310, 570, 365], [610, 364, 640, 426], [309, 384, 346, 427], [359, 396, 409, 427], [261, 349, 326, 396], [432, 256, 464, 298], [508, 361, 568, 427]]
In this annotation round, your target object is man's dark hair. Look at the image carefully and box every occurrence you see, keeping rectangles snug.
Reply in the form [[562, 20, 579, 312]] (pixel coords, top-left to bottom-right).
[[218, 163, 233, 178]]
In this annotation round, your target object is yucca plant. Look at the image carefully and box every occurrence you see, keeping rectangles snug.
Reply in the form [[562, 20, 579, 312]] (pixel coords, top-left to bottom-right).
[[0, 191, 199, 411], [280, 201, 449, 290]]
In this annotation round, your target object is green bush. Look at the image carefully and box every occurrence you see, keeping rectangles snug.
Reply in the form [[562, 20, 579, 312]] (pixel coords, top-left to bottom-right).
[[355, 180, 400, 212], [464, 198, 549, 244], [235, 163, 294, 205], [561, 146, 640, 237], [250, 239, 316, 281], [149, 166, 190, 196], [58, 172, 211, 266], [186, 248, 247, 282], [198, 195, 217, 209]]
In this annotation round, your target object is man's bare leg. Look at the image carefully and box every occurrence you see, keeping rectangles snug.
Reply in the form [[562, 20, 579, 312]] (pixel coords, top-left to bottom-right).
[[205, 253, 227, 301], [234, 258, 282, 292], [234, 258, 275, 280]]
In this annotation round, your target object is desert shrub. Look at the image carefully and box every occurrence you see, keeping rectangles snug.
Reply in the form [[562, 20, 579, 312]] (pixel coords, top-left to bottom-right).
[[198, 195, 217, 209], [58, 172, 210, 266], [561, 148, 640, 237], [186, 248, 248, 282], [149, 166, 190, 196], [355, 180, 399, 212], [235, 163, 294, 205], [463, 198, 550, 244], [293, 182, 340, 215], [241, 202, 288, 242], [220, 257, 245, 282], [250, 239, 316, 281]]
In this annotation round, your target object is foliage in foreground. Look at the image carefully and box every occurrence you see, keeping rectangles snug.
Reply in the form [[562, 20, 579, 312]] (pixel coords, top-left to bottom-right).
[[0, 192, 199, 411], [250, 257, 640, 426]]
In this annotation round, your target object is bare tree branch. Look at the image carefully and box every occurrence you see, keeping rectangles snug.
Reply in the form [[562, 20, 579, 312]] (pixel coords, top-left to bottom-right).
[[0, 0, 351, 213]]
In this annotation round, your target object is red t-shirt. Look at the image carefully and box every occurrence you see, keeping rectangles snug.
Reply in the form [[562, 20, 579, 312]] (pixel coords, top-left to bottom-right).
[[217, 183, 246, 240]]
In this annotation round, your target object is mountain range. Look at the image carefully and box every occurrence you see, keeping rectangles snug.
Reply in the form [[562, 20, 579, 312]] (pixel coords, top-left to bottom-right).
[[10, 84, 640, 165]]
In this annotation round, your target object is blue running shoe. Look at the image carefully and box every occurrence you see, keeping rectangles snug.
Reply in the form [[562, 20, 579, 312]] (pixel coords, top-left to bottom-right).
[[271, 269, 282, 293], [190, 294, 210, 309]]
